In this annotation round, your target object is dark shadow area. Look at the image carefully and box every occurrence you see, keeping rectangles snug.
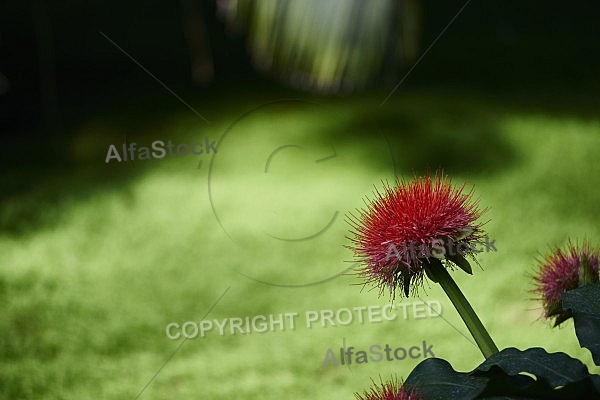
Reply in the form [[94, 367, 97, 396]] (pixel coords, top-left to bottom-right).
[[0, 160, 140, 236], [321, 94, 517, 176]]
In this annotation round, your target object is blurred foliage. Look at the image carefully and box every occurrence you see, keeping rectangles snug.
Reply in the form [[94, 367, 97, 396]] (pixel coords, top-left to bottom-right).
[[218, 0, 421, 92]]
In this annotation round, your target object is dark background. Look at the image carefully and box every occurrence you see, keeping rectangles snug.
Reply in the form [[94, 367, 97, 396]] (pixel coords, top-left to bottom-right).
[[2, 1, 598, 144]]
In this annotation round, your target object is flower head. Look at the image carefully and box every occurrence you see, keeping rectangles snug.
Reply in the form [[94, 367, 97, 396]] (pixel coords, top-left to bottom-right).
[[533, 241, 599, 326], [355, 377, 420, 400], [348, 172, 485, 298]]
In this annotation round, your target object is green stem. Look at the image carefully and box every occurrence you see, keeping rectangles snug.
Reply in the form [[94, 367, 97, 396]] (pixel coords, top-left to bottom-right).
[[425, 258, 499, 359]]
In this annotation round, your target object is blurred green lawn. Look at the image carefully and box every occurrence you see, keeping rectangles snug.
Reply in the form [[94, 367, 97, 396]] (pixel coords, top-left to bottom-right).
[[1, 91, 600, 399]]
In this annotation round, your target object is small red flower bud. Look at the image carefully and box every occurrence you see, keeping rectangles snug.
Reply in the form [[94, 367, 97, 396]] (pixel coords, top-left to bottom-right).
[[355, 377, 421, 400], [533, 241, 599, 326]]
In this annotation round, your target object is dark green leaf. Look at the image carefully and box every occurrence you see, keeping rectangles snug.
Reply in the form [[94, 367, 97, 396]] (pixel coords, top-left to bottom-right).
[[448, 253, 473, 274], [404, 357, 488, 400], [402, 348, 600, 399], [475, 364, 599, 399], [562, 284, 600, 365], [475, 347, 590, 387]]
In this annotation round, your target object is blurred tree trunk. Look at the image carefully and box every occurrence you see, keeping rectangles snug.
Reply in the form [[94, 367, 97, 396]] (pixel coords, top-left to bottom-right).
[[181, 0, 215, 85], [382, 0, 401, 86], [383, 0, 422, 86], [399, 0, 422, 65], [32, 0, 63, 154]]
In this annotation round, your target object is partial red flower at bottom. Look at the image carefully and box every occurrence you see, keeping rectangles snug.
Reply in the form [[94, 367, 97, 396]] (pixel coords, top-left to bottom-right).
[[533, 241, 599, 326], [355, 378, 420, 400]]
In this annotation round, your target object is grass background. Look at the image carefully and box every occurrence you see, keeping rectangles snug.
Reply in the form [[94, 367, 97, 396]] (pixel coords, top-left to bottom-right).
[[1, 89, 600, 399]]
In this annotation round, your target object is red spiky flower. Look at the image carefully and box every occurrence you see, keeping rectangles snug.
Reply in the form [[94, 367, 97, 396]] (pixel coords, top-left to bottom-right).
[[355, 377, 421, 400], [348, 171, 486, 298], [533, 241, 599, 326]]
